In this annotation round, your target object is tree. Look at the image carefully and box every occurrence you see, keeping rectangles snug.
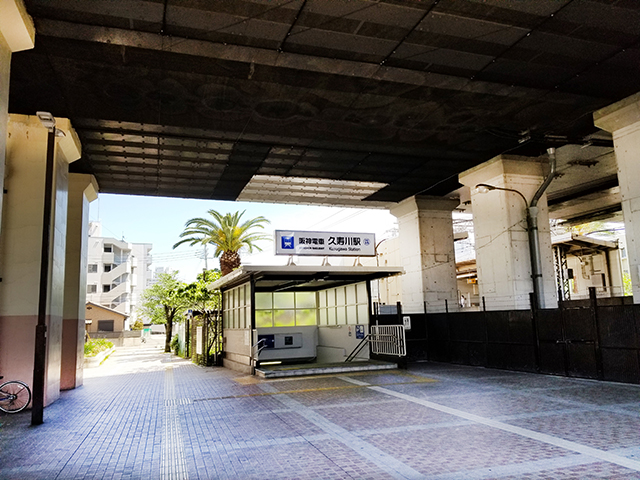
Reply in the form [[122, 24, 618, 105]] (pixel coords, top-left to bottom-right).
[[139, 272, 189, 353], [180, 269, 222, 313], [180, 269, 223, 364], [173, 210, 270, 276]]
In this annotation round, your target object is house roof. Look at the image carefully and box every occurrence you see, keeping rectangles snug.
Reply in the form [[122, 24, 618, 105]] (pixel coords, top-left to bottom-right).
[[85, 302, 129, 319]]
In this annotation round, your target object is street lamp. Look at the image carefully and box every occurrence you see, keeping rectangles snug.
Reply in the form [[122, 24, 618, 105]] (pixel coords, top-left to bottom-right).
[[32, 112, 65, 426], [474, 148, 557, 309]]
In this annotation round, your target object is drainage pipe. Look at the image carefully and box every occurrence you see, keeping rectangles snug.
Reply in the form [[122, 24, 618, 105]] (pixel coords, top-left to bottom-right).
[[527, 147, 557, 309]]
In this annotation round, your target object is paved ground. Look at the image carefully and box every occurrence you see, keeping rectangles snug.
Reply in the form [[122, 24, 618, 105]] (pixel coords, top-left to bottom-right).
[[1, 345, 640, 480]]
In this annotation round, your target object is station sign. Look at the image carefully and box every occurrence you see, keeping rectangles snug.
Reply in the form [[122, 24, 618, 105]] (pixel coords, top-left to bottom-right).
[[275, 230, 376, 257]]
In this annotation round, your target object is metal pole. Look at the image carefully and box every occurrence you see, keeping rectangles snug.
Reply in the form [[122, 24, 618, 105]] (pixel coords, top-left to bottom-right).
[[528, 148, 557, 310], [32, 127, 56, 426]]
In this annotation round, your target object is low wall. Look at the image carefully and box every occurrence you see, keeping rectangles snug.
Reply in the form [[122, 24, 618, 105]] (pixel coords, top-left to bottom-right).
[[89, 331, 142, 347]]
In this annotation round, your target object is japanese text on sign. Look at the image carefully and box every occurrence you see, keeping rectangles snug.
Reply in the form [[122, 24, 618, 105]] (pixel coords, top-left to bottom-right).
[[275, 230, 376, 256]]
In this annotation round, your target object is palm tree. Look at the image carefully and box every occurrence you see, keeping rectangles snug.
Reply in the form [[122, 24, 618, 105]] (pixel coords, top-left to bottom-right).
[[173, 210, 270, 276]]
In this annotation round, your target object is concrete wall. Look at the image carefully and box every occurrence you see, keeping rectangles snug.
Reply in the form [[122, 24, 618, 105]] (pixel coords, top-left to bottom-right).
[[460, 155, 557, 310], [223, 329, 252, 373], [594, 93, 640, 303], [0, 34, 10, 233], [61, 175, 98, 390], [256, 326, 317, 362], [89, 331, 142, 347], [0, 0, 35, 236], [0, 115, 80, 405], [317, 324, 369, 363], [361, 236, 403, 306], [390, 196, 459, 313]]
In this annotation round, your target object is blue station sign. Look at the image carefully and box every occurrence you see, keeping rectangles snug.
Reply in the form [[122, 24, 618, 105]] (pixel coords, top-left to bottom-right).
[[275, 230, 376, 257]]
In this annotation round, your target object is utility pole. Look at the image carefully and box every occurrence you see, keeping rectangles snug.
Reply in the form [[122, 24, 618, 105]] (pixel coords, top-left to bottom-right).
[[32, 112, 65, 426]]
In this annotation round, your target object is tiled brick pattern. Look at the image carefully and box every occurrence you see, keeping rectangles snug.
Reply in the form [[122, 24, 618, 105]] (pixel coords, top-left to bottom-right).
[[1, 346, 639, 479]]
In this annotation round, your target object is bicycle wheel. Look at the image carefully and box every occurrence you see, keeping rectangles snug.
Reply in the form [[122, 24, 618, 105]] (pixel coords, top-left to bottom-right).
[[0, 380, 31, 413]]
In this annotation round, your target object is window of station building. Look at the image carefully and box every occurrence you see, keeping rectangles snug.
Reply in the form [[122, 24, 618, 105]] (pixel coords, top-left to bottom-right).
[[104, 244, 113, 253], [255, 291, 317, 328], [318, 282, 368, 326], [87, 284, 97, 294], [223, 283, 250, 329], [88, 264, 98, 273]]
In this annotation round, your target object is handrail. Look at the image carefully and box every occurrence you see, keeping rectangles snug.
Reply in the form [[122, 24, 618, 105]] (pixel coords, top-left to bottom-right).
[[345, 334, 372, 363], [345, 329, 406, 362], [251, 338, 267, 374]]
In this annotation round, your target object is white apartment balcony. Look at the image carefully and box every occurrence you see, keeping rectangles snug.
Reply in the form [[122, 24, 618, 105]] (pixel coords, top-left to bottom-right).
[[101, 282, 129, 304], [102, 252, 115, 264], [101, 262, 129, 285]]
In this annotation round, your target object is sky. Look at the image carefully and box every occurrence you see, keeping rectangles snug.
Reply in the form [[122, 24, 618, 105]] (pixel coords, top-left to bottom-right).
[[89, 194, 398, 282]]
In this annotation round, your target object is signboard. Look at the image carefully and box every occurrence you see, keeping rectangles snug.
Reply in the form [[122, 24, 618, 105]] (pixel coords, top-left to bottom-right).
[[355, 325, 365, 339], [403, 316, 411, 330], [196, 326, 203, 354], [275, 230, 376, 256]]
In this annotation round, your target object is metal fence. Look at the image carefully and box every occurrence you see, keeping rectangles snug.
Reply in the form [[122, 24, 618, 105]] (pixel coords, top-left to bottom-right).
[[373, 288, 640, 385], [370, 325, 406, 357]]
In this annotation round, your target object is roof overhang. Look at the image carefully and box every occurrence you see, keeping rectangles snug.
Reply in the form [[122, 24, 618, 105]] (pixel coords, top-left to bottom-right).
[[552, 233, 618, 254], [210, 265, 404, 293]]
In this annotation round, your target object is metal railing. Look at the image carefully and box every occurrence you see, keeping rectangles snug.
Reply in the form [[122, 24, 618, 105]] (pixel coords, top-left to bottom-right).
[[345, 325, 406, 362], [370, 325, 406, 356], [250, 336, 266, 373]]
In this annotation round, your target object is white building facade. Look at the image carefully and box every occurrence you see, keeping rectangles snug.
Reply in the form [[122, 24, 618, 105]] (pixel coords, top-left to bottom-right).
[[86, 222, 153, 327]]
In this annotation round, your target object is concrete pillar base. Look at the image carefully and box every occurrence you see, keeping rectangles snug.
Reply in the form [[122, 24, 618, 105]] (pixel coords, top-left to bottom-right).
[[594, 92, 640, 302], [460, 155, 557, 310], [390, 195, 459, 314]]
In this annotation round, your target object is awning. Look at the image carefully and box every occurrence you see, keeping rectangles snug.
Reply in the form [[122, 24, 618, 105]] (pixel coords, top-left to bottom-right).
[[209, 265, 404, 292]]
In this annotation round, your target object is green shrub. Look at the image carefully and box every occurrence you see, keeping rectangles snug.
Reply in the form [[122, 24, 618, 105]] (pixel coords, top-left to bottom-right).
[[131, 320, 144, 330], [84, 338, 114, 357], [170, 334, 180, 355]]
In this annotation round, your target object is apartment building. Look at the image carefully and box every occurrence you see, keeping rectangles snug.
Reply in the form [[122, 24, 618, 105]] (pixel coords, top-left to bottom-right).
[[86, 222, 153, 328]]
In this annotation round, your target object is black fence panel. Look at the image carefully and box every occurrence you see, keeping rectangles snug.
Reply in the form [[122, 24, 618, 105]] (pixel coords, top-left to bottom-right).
[[537, 309, 563, 342], [372, 313, 429, 362], [563, 307, 595, 342], [374, 314, 400, 326], [449, 312, 485, 343], [376, 293, 640, 385], [536, 309, 565, 376], [566, 343, 599, 379], [598, 305, 640, 383], [598, 306, 638, 348], [426, 313, 450, 362], [484, 310, 536, 372]]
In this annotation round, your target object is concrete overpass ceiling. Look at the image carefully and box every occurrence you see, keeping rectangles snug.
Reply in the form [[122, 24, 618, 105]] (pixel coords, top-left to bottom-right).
[[8, 0, 640, 206]]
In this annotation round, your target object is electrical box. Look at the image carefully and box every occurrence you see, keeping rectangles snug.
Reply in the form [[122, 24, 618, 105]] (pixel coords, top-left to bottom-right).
[[274, 333, 302, 349], [255, 326, 317, 362]]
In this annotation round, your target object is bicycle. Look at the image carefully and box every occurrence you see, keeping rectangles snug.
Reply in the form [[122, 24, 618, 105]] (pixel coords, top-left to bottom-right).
[[0, 376, 32, 413]]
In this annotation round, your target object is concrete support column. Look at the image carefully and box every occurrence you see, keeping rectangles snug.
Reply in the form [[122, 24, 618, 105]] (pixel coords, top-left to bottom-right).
[[460, 155, 557, 310], [0, 0, 35, 235], [61, 174, 99, 390], [594, 92, 640, 302], [0, 115, 81, 405], [389, 195, 459, 313]]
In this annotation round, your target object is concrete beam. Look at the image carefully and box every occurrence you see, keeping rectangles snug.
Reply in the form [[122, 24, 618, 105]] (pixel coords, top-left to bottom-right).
[[0, 0, 35, 52], [34, 18, 597, 105]]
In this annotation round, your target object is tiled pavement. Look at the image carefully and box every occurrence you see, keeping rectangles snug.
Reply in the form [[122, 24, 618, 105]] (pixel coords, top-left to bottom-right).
[[1, 345, 640, 479]]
